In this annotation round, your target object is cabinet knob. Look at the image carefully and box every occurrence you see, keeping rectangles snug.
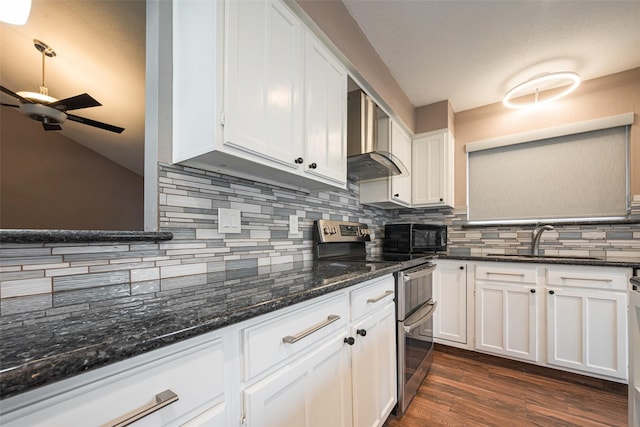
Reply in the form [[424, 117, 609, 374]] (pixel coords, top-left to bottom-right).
[[549, 290, 555, 295], [459, 266, 464, 270], [439, 198, 444, 202], [309, 162, 317, 169], [393, 193, 400, 198], [356, 329, 367, 337], [344, 337, 355, 345], [530, 289, 536, 293], [295, 157, 303, 164]]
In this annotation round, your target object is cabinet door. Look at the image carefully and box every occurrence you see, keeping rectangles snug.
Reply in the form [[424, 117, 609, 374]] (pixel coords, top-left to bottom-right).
[[433, 262, 467, 344], [244, 335, 352, 427], [412, 130, 454, 207], [547, 287, 627, 379], [1, 332, 231, 427], [224, 0, 304, 171], [475, 281, 538, 362], [389, 120, 412, 205], [303, 30, 347, 187], [351, 302, 397, 427]]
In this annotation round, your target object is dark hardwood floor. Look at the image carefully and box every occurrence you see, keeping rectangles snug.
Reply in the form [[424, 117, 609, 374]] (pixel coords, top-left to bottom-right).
[[385, 345, 628, 427]]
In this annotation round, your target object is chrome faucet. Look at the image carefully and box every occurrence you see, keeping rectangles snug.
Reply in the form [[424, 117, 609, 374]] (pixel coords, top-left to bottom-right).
[[531, 224, 554, 255]]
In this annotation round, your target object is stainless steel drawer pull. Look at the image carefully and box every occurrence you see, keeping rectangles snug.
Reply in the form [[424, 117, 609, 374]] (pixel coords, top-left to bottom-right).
[[103, 389, 179, 427], [560, 276, 613, 282], [367, 290, 394, 304], [282, 315, 340, 344], [486, 272, 526, 277]]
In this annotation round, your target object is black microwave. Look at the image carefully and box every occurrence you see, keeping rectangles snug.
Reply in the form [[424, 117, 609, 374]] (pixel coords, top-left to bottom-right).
[[383, 223, 447, 253]]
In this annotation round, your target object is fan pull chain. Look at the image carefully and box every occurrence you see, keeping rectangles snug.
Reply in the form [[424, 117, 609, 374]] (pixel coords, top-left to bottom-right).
[[40, 49, 48, 96]]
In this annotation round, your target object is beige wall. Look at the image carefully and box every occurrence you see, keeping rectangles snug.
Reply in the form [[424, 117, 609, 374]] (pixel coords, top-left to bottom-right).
[[415, 100, 455, 135], [452, 68, 640, 208], [1, 108, 144, 230], [295, 0, 415, 132]]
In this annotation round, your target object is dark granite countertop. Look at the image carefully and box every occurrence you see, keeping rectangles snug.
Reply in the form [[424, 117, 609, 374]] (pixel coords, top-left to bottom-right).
[[0, 260, 401, 400], [0, 229, 173, 243], [437, 254, 640, 269]]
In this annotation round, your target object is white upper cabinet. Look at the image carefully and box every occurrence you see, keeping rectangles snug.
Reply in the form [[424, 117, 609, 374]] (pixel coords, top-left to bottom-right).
[[303, 30, 347, 186], [224, 0, 304, 171], [412, 129, 454, 208], [359, 117, 412, 208], [172, 0, 347, 191]]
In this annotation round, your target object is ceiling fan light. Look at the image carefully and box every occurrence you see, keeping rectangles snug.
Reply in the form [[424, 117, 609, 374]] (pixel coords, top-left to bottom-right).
[[0, 0, 32, 25], [19, 103, 67, 125], [17, 91, 58, 104], [503, 71, 581, 109]]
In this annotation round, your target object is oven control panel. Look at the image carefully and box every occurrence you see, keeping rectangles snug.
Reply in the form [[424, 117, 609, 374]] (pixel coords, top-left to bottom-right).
[[315, 220, 371, 243]]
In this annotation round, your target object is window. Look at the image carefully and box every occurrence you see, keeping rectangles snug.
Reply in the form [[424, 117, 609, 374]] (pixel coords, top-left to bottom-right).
[[467, 121, 630, 223]]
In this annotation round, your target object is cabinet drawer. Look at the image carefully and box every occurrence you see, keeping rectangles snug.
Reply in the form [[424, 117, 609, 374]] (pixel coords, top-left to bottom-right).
[[546, 266, 630, 290], [1, 333, 227, 427], [350, 275, 395, 321], [475, 263, 537, 284], [242, 293, 349, 382]]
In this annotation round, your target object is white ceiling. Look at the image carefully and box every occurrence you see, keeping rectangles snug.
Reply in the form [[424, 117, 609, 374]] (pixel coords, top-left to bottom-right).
[[342, 0, 640, 112], [0, 0, 145, 175]]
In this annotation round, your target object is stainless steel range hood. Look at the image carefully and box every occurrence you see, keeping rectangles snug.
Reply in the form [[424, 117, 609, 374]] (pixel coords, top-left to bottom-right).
[[347, 90, 408, 181]]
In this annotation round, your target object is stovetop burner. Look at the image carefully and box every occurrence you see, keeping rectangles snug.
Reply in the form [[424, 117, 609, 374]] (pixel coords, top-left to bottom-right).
[[313, 219, 434, 269]]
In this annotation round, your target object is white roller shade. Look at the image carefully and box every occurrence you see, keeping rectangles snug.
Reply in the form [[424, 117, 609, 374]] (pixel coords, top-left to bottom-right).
[[468, 126, 629, 222]]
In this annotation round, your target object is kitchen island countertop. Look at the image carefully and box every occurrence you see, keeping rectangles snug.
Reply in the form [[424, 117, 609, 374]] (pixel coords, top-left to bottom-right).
[[0, 260, 401, 400]]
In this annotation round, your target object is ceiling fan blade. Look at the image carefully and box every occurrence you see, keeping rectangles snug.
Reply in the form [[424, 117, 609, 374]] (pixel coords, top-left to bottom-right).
[[0, 86, 33, 104], [1, 103, 20, 108], [48, 93, 101, 111], [66, 113, 124, 134], [43, 123, 63, 131]]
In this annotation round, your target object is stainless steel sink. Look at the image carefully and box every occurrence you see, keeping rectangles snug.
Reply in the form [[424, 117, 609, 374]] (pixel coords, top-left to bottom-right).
[[486, 254, 603, 261]]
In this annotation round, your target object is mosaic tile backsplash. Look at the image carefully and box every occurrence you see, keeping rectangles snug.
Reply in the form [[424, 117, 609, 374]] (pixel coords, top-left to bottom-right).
[[1, 162, 639, 317]]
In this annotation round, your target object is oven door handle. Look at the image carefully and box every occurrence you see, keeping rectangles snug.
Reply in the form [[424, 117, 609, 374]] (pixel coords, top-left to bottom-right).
[[402, 301, 437, 334], [402, 264, 436, 282]]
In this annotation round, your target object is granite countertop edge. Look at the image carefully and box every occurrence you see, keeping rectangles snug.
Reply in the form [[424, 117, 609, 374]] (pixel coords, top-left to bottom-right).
[[0, 230, 174, 243], [436, 254, 640, 268], [0, 263, 401, 401]]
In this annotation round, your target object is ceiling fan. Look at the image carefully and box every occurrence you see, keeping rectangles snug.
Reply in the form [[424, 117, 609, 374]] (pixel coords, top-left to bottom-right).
[[0, 39, 124, 134]]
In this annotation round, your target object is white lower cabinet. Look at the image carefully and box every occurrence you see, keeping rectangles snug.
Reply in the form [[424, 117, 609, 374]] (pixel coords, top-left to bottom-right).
[[243, 335, 352, 427], [351, 302, 397, 427], [0, 331, 233, 427], [464, 261, 631, 382], [433, 260, 467, 345], [475, 280, 539, 362], [241, 274, 397, 427], [474, 263, 539, 362], [546, 265, 629, 380]]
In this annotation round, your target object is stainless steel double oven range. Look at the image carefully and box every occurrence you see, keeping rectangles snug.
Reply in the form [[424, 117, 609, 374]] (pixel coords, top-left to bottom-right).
[[313, 220, 437, 414]]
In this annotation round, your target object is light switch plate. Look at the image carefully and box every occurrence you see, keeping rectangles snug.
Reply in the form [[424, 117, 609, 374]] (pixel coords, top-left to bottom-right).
[[218, 208, 241, 234], [289, 215, 298, 234]]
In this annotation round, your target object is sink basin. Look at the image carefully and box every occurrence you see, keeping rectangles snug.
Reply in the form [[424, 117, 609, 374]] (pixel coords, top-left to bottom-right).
[[486, 254, 603, 261]]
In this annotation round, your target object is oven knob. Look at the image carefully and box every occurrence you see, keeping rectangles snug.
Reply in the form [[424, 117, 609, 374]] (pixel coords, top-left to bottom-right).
[[332, 227, 338, 235], [323, 227, 331, 235], [344, 337, 355, 345]]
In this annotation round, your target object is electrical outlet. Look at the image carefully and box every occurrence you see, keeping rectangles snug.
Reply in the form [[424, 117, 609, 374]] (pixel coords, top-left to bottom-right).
[[218, 208, 241, 234], [289, 215, 298, 234]]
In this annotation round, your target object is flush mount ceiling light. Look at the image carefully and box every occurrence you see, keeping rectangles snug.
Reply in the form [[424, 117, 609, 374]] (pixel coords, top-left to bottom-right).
[[503, 71, 581, 109]]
